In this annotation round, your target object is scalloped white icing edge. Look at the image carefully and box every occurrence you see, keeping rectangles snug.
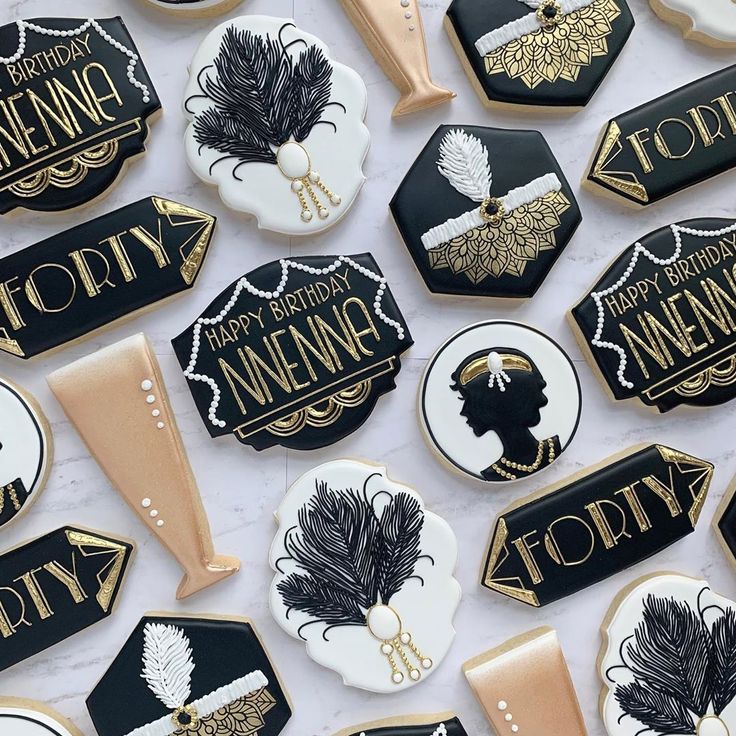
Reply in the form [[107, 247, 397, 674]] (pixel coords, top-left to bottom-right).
[[655, 0, 736, 44]]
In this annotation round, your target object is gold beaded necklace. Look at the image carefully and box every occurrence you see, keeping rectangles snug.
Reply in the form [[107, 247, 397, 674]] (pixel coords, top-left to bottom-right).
[[491, 438, 556, 480]]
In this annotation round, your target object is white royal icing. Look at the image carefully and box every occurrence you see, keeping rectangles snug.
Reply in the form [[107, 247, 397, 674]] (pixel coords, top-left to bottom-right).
[[0, 378, 49, 513], [590, 221, 736, 389], [655, 0, 736, 45], [145, 0, 239, 11], [0, 705, 78, 736], [600, 574, 736, 736], [421, 130, 561, 251], [475, 0, 598, 55], [268, 459, 461, 694], [183, 16, 369, 236]]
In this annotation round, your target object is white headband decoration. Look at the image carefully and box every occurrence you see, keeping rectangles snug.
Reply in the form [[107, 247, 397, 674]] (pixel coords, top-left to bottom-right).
[[124, 623, 269, 736], [487, 352, 512, 391], [475, 0, 598, 56], [420, 129, 562, 251]]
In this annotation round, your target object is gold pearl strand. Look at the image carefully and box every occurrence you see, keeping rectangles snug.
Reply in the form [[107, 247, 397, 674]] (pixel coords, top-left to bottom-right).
[[491, 438, 556, 480]]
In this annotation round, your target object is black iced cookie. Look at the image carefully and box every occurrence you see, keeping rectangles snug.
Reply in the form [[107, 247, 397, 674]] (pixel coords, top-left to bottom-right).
[[86, 614, 292, 736], [0, 18, 160, 214], [570, 218, 736, 412], [171, 253, 413, 451], [482, 444, 713, 606], [445, 0, 634, 109], [0, 197, 215, 359], [334, 716, 468, 736], [390, 125, 581, 298], [586, 65, 736, 206], [0, 526, 133, 672]]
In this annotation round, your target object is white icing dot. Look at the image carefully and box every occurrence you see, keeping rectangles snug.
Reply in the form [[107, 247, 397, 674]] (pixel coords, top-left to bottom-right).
[[157, 422, 165, 429], [505, 714, 513, 722], [157, 520, 164, 527], [146, 395, 155, 404], [512, 727, 518, 733], [498, 701, 507, 711], [152, 409, 160, 417], [401, 0, 410, 5], [150, 509, 159, 518], [141, 379, 153, 391], [141, 498, 151, 508]]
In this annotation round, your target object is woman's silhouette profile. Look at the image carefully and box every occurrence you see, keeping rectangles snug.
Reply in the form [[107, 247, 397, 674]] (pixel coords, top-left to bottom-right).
[[451, 348, 561, 481]]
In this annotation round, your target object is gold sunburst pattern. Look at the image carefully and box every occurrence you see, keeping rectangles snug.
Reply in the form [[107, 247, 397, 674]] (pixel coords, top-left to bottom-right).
[[174, 688, 276, 736], [427, 191, 570, 284], [483, 0, 621, 89]]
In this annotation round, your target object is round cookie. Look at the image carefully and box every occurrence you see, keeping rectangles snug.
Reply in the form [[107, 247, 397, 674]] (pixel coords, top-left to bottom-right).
[[444, 0, 635, 110], [183, 15, 369, 236], [390, 125, 581, 298], [0, 698, 82, 736], [0, 377, 52, 528], [599, 573, 736, 736], [269, 459, 461, 693], [419, 321, 581, 483], [650, 0, 736, 48], [141, 0, 244, 17]]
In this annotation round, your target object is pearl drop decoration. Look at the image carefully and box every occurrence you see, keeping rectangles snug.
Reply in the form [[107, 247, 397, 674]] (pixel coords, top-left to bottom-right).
[[156, 520, 164, 527], [183, 256, 407, 427], [141, 379, 153, 391], [498, 701, 507, 710], [150, 509, 158, 518], [0, 19, 151, 102], [590, 222, 736, 388], [146, 395, 156, 404], [152, 409, 160, 418], [141, 498, 151, 508], [157, 422, 165, 429]]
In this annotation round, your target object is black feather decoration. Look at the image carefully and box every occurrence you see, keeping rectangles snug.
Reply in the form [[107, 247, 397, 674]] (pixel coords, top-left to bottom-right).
[[625, 595, 712, 716], [614, 682, 695, 735], [190, 24, 335, 170], [278, 480, 425, 629], [711, 608, 736, 714]]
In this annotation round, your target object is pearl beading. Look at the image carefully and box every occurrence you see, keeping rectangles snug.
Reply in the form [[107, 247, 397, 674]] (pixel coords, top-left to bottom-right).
[[0, 19, 151, 103], [590, 221, 736, 388], [183, 256, 406, 428]]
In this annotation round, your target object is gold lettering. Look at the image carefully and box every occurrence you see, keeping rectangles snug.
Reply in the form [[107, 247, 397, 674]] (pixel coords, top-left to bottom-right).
[[43, 556, 87, 604], [687, 105, 725, 147], [24, 264, 76, 314], [82, 62, 123, 122], [627, 128, 653, 173], [15, 569, 53, 619], [654, 118, 696, 160], [128, 221, 169, 268], [615, 482, 652, 532], [585, 500, 631, 549], [342, 297, 380, 357], [511, 531, 543, 584], [0, 277, 25, 329], [544, 516, 595, 566], [0, 587, 31, 638], [69, 248, 116, 297], [642, 468, 682, 518]]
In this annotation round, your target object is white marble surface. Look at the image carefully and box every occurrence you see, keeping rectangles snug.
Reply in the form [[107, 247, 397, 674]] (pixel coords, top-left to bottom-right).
[[1, 0, 736, 734]]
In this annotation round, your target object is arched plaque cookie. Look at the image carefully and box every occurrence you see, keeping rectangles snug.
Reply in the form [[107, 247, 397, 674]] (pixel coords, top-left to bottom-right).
[[482, 444, 713, 607], [600, 573, 736, 736], [445, 0, 634, 110], [334, 715, 468, 736], [269, 459, 461, 693], [86, 613, 292, 736], [171, 253, 413, 451], [420, 321, 581, 483], [390, 125, 581, 298], [0, 377, 52, 529], [141, 0, 244, 17], [0, 17, 160, 215], [650, 0, 736, 48], [570, 219, 736, 413], [0, 698, 82, 736], [183, 16, 369, 236]]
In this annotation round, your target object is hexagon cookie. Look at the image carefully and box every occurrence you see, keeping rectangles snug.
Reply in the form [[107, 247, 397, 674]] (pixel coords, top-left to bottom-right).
[[445, 0, 635, 110], [391, 125, 581, 298]]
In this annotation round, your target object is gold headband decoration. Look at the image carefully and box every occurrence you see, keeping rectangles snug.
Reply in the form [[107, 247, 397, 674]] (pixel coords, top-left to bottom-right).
[[460, 351, 533, 390]]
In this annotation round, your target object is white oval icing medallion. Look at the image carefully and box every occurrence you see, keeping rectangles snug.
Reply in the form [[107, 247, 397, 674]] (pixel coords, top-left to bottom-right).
[[269, 459, 461, 693], [420, 321, 581, 483], [183, 15, 369, 236], [600, 573, 736, 736], [650, 0, 736, 47], [0, 699, 81, 736], [0, 377, 52, 528]]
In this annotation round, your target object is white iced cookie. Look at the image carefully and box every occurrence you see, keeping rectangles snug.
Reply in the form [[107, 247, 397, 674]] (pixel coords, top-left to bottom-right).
[[600, 573, 736, 736], [141, 0, 243, 17], [0, 377, 52, 529], [269, 459, 461, 693], [0, 699, 81, 736], [183, 16, 369, 236], [650, 0, 736, 47]]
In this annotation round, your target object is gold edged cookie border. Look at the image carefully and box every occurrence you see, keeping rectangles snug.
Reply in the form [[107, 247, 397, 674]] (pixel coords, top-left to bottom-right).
[[649, 0, 736, 49], [0, 696, 83, 736], [711, 470, 736, 571], [332, 712, 460, 736]]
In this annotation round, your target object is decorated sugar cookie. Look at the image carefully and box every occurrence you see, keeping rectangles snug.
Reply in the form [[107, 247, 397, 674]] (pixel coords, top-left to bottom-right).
[[713, 472, 736, 577], [334, 715, 468, 736], [586, 66, 736, 206], [570, 219, 736, 412], [482, 444, 712, 606], [0, 197, 215, 360], [269, 459, 461, 693], [650, 0, 736, 48], [445, 0, 634, 110], [0, 698, 82, 736], [464, 627, 586, 736], [183, 16, 369, 236], [86, 613, 292, 736], [0, 526, 133, 672], [0, 18, 160, 215], [171, 253, 413, 451], [48, 334, 239, 600], [337, 0, 455, 117], [600, 573, 736, 736], [391, 125, 581, 298], [0, 377, 52, 529], [420, 321, 581, 483], [141, 0, 244, 17]]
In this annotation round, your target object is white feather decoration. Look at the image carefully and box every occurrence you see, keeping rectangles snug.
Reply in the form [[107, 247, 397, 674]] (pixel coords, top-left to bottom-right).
[[140, 623, 195, 709], [436, 129, 492, 203]]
